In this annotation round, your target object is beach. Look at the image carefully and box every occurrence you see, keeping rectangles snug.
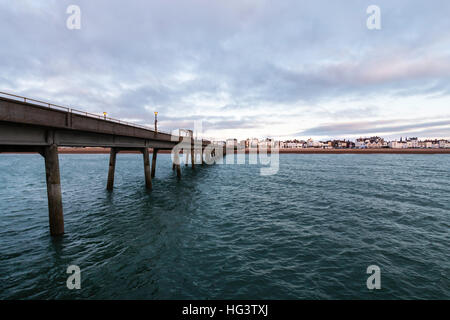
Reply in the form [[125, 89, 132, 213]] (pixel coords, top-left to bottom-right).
[[53, 147, 450, 154]]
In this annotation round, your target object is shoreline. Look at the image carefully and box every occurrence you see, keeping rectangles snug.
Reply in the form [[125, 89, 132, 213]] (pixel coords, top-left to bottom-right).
[[276, 148, 450, 154], [3, 147, 449, 154]]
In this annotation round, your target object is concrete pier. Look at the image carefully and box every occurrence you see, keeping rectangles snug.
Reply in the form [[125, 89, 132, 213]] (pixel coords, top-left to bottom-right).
[[191, 145, 195, 170], [142, 148, 152, 190], [151, 148, 158, 178], [0, 92, 218, 237], [176, 164, 181, 179], [201, 148, 205, 165], [107, 147, 117, 191], [174, 152, 182, 179], [43, 144, 64, 236]]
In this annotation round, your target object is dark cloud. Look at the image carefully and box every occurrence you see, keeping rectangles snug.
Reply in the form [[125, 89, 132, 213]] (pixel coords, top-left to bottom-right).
[[297, 119, 450, 138], [160, 114, 282, 132]]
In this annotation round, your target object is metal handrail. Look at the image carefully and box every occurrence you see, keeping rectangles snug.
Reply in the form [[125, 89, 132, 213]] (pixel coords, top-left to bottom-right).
[[0, 90, 174, 135]]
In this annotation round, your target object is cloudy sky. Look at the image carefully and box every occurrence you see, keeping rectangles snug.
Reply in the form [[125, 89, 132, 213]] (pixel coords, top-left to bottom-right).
[[1, 0, 450, 141]]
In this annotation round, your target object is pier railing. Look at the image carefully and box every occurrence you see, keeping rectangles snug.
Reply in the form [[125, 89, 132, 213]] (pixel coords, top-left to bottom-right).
[[0, 90, 174, 135]]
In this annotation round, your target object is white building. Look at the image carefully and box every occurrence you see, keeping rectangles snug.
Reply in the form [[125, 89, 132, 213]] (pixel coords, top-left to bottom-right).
[[438, 139, 447, 148], [356, 137, 384, 149], [389, 141, 407, 149], [406, 138, 419, 148], [355, 138, 366, 149]]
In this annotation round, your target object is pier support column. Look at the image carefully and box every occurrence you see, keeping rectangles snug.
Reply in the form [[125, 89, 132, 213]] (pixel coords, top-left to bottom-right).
[[176, 164, 181, 179], [185, 151, 189, 166], [142, 148, 152, 190], [191, 145, 195, 170], [43, 144, 64, 236], [201, 148, 205, 165], [174, 152, 182, 180], [151, 148, 158, 178], [107, 147, 117, 191]]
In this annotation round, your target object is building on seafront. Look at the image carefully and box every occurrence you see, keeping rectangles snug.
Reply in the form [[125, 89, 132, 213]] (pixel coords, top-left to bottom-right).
[[355, 136, 387, 149], [224, 136, 450, 150]]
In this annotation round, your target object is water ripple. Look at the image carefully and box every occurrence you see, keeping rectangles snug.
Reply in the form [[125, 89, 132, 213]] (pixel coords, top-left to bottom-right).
[[0, 153, 449, 299]]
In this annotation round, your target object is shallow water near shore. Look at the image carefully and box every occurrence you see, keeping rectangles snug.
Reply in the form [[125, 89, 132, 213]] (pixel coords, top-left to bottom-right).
[[0, 153, 449, 299]]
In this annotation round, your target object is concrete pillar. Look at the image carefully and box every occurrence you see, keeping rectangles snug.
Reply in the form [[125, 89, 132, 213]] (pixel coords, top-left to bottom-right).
[[174, 152, 181, 179], [142, 148, 152, 190], [43, 144, 64, 236], [151, 148, 158, 178], [107, 147, 117, 191], [176, 164, 181, 179], [185, 151, 189, 166], [201, 148, 205, 165], [191, 145, 195, 170]]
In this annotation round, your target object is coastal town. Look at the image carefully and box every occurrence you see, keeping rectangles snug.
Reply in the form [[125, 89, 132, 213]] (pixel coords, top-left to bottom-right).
[[223, 136, 450, 149]]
